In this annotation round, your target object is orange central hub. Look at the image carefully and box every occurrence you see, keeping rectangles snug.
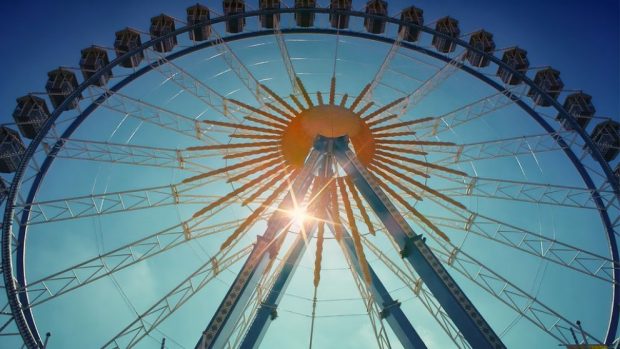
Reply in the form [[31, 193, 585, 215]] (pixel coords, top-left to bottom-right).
[[280, 105, 375, 169]]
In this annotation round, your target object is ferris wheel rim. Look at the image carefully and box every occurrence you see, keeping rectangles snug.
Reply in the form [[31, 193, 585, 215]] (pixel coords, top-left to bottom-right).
[[2, 7, 618, 348]]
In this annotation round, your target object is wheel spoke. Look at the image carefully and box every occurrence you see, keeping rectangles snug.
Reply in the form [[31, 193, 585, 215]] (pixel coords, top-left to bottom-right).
[[102, 244, 252, 348], [43, 137, 213, 173], [424, 228, 603, 344], [11, 211, 248, 310], [429, 131, 580, 165], [435, 174, 617, 210]]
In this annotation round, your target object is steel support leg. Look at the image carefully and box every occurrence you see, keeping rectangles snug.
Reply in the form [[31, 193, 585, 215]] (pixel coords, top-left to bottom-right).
[[330, 135, 506, 349], [239, 226, 316, 349], [328, 222, 428, 349], [195, 151, 321, 349]]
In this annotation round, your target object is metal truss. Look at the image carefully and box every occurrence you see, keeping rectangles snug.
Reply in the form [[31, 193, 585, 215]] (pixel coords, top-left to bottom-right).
[[403, 52, 466, 115], [337, 235, 393, 349], [331, 136, 506, 349], [436, 174, 616, 210], [195, 151, 320, 349], [210, 28, 268, 107], [143, 50, 232, 121], [14, 177, 221, 225], [41, 138, 211, 173], [84, 86, 202, 140], [273, 16, 299, 94], [424, 203, 618, 284], [430, 131, 581, 165], [364, 26, 406, 103], [416, 84, 528, 139], [4, 211, 242, 313], [424, 228, 603, 345], [102, 244, 252, 349]]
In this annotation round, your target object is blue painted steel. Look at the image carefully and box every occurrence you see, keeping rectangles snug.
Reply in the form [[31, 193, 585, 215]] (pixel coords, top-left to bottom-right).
[[332, 223, 428, 349], [332, 135, 506, 349], [3, 9, 618, 346], [239, 229, 314, 349], [195, 152, 320, 349]]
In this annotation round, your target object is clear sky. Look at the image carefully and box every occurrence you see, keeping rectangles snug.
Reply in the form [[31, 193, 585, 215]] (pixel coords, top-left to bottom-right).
[[0, 1, 618, 349]]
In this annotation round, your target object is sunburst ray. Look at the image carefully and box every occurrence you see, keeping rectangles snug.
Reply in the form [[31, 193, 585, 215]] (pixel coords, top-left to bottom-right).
[[192, 164, 288, 218], [329, 77, 336, 105], [373, 131, 417, 138], [348, 83, 371, 111], [227, 157, 284, 183], [366, 114, 398, 128], [373, 155, 430, 178], [241, 168, 292, 206], [244, 116, 287, 130], [375, 144, 427, 156], [370, 117, 435, 132], [296, 77, 314, 108], [223, 146, 280, 159], [368, 164, 423, 201], [266, 103, 296, 120], [376, 150, 466, 176], [338, 177, 372, 285], [186, 141, 279, 151], [259, 84, 299, 115], [230, 133, 282, 140], [370, 172, 449, 241], [221, 170, 296, 250], [361, 97, 407, 121], [228, 99, 290, 125], [202, 119, 282, 134], [343, 176, 376, 236], [182, 152, 282, 183], [290, 94, 306, 111]]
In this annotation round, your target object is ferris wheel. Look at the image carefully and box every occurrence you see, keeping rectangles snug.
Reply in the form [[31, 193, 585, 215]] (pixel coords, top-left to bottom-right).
[[1, 1, 619, 348]]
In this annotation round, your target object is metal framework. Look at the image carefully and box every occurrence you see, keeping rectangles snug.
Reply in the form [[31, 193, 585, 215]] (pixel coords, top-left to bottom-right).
[[1, 5, 618, 349]]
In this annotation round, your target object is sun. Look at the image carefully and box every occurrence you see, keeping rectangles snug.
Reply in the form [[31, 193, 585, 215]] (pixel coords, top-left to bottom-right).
[[289, 206, 308, 226]]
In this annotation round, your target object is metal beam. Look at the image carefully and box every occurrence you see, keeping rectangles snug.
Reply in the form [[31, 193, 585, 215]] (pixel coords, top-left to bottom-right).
[[195, 150, 320, 349], [327, 220, 428, 349], [330, 135, 506, 349], [239, 226, 314, 349]]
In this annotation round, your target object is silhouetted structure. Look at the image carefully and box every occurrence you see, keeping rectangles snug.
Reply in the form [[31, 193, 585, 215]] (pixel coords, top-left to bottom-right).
[[467, 30, 495, 67], [528, 67, 563, 106], [399, 6, 423, 42], [80, 46, 112, 87], [329, 0, 351, 29], [150, 14, 177, 52], [295, 0, 316, 27], [114, 28, 144, 68], [589, 120, 620, 162], [259, 0, 281, 29], [497, 47, 529, 85], [187, 4, 211, 41], [432, 17, 460, 53], [223, 0, 246, 33], [364, 0, 387, 34], [0, 127, 25, 173], [13, 95, 51, 139], [556, 92, 596, 131], [46, 68, 82, 110]]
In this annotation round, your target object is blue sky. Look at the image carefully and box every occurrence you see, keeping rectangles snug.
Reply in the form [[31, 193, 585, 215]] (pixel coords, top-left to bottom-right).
[[0, 1, 618, 349]]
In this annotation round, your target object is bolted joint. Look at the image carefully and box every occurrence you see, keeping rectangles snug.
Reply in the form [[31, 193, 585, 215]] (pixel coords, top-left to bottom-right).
[[400, 234, 423, 258], [379, 300, 401, 319], [261, 302, 279, 320]]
